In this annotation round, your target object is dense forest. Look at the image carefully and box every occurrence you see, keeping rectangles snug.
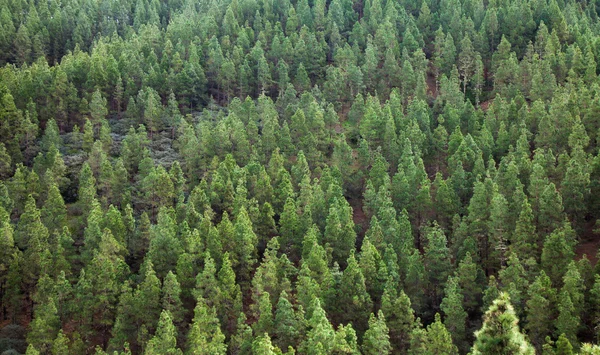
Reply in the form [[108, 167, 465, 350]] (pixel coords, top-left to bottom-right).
[[3, 0, 600, 353]]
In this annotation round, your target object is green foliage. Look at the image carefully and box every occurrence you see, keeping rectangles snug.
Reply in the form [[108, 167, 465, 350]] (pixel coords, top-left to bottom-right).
[[471, 293, 535, 355], [1, 0, 600, 352], [145, 311, 183, 355], [187, 298, 227, 355], [362, 310, 391, 355]]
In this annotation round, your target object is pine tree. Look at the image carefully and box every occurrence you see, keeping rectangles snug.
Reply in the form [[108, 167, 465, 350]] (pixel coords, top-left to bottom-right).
[[488, 190, 510, 271], [511, 198, 539, 262], [86, 228, 128, 340], [362, 310, 391, 355], [441, 276, 468, 351], [19, 195, 50, 292], [404, 247, 427, 315], [253, 291, 274, 336], [337, 252, 373, 333], [556, 333, 574, 355], [381, 285, 414, 352], [541, 223, 576, 286], [27, 298, 60, 353], [413, 313, 459, 355], [145, 311, 183, 355], [147, 208, 183, 278], [187, 298, 227, 355], [41, 181, 67, 234], [561, 156, 590, 228], [194, 254, 220, 309], [555, 291, 579, 347], [217, 252, 242, 336], [302, 298, 335, 353], [0, 205, 15, 277], [162, 271, 184, 327], [455, 252, 484, 315], [252, 333, 279, 355], [25, 345, 40, 355], [142, 166, 175, 217], [232, 206, 258, 283], [458, 36, 477, 93], [51, 329, 69, 355], [323, 198, 356, 267], [525, 271, 556, 350], [424, 224, 452, 304], [279, 197, 300, 258], [78, 162, 97, 218], [471, 292, 535, 355], [16, 194, 48, 250], [561, 261, 585, 319], [359, 237, 384, 303], [538, 183, 565, 236], [90, 89, 108, 129], [274, 290, 305, 350]]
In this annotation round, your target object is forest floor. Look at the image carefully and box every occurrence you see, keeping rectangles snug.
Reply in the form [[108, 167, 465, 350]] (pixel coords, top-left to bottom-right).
[[576, 221, 600, 265], [426, 72, 438, 98], [349, 198, 368, 235], [576, 240, 599, 265]]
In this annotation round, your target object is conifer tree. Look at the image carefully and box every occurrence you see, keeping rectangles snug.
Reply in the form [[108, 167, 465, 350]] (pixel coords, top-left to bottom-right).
[[525, 271, 556, 350], [511, 198, 538, 261], [381, 285, 414, 352], [147, 208, 183, 278], [252, 333, 279, 355], [187, 298, 227, 355], [41, 182, 67, 234], [217, 252, 242, 335], [145, 311, 183, 355], [51, 329, 69, 355], [441, 276, 468, 351], [323, 198, 356, 266], [538, 183, 565, 236], [232, 206, 258, 283], [411, 313, 459, 355], [230, 312, 254, 355], [194, 254, 220, 309], [424, 223, 452, 305], [302, 298, 335, 353], [562, 261, 585, 320], [253, 291, 274, 337], [555, 291, 579, 347], [337, 252, 373, 333], [541, 223, 576, 286], [471, 293, 535, 355], [27, 298, 60, 353], [556, 333, 574, 355], [274, 290, 305, 351], [78, 162, 97, 218], [362, 310, 391, 355]]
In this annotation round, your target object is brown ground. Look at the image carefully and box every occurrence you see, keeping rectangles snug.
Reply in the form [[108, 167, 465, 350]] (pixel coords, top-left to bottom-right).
[[338, 103, 351, 122], [348, 197, 369, 244], [576, 221, 600, 265], [576, 239, 599, 265], [426, 72, 439, 98], [480, 98, 494, 111]]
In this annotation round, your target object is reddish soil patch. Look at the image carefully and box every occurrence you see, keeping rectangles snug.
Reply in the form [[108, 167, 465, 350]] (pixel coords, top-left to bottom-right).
[[0, 298, 31, 329], [480, 98, 494, 111], [576, 239, 599, 265], [338, 103, 352, 122], [575, 221, 600, 265], [426, 72, 439, 99], [348, 198, 368, 240]]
